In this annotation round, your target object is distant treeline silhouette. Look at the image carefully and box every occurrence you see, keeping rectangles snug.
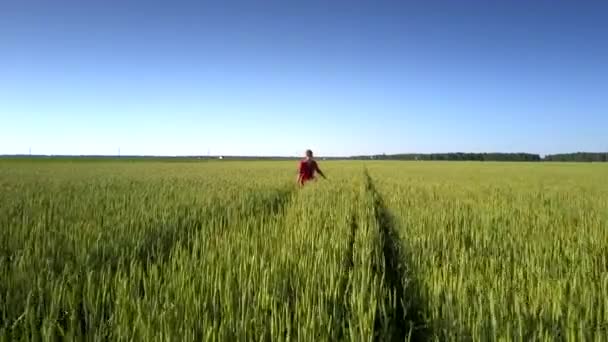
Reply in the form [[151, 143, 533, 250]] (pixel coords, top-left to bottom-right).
[[543, 152, 608, 162], [2, 152, 607, 162], [350, 152, 607, 162], [350, 153, 541, 161]]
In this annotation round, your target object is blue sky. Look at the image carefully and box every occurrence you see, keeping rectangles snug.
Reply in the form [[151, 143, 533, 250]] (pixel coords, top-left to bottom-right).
[[1, 0, 606, 156]]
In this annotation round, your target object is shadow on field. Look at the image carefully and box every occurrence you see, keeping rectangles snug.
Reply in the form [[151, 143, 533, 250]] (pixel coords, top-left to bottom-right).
[[2, 186, 298, 339], [87, 186, 297, 275], [364, 171, 431, 341]]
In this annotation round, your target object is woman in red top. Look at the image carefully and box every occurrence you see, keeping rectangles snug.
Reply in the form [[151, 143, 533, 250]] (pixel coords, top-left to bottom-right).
[[298, 149, 326, 185]]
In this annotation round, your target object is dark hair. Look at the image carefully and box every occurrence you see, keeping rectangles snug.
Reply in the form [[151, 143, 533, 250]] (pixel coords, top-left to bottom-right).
[[306, 149, 313, 156]]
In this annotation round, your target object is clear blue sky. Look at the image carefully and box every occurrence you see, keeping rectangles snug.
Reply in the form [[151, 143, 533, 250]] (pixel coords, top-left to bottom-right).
[[1, 0, 606, 156]]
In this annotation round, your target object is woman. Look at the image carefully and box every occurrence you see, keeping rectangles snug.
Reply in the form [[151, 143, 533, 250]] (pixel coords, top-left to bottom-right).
[[297, 149, 326, 185]]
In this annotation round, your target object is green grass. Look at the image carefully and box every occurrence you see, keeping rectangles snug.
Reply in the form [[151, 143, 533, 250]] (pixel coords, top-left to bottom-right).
[[1, 160, 606, 341]]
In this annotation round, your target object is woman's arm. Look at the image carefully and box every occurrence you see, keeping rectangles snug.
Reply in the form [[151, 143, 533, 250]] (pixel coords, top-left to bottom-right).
[[315, 162, 327, 179]]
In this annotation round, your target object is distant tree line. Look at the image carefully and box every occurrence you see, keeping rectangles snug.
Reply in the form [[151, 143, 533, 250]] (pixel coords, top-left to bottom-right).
[[543, 152, 608, 162], [2, 152, 607, 162], [349, 152, 608, 162], [350, 153, 543, 161]]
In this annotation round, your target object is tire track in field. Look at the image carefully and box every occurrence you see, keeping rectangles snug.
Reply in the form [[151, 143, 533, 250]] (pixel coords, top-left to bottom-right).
[[338, 189, 360, 341], [363, 170, 430, 341]]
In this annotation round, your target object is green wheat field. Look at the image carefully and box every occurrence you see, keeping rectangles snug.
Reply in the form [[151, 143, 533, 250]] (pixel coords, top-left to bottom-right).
[[1, 159, 607, 341]]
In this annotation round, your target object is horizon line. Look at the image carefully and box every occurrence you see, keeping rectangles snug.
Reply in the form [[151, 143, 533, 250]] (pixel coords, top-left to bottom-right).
[[2, 151, 607, 158]]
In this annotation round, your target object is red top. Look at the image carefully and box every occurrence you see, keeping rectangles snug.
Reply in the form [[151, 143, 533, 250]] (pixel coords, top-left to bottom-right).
[[299, 159, 319, 184]]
